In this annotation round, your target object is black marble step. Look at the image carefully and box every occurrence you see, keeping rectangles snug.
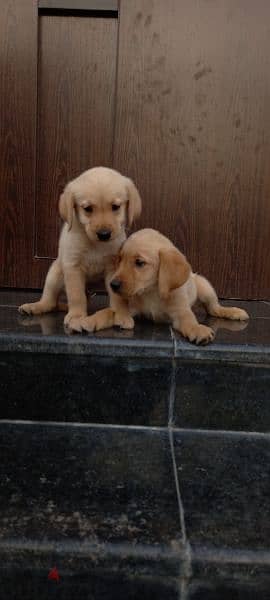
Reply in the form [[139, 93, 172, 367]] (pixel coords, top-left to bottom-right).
[[173, 429, 270, 579], [0, 570, 181, 600], [1, 421, 270, 597], [0, 291, 270, 598], [1, 572, 270, 600], [1, 291, 270, 364], [0, 291, 269, 429], [1, 351, 270, 430], [0, 423, 186, 578]]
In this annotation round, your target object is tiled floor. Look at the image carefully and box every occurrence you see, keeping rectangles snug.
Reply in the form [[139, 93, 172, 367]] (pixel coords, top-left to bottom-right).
[[0, 571, 180, 600], [1, 290, 270, 598], [0, 290, 269, 359], [0, 291, 269, 428], [174, 361, 270, 432], [0, 423, 184, 576]]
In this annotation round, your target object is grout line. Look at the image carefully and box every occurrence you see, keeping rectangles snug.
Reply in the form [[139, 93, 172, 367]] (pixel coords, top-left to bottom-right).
[[0, 419, 167, 432], [169, 428, 192, 575], [179, 578, 190, 600], [170, 325, 178, 358], [16, 420, 266, 440], [172, 426, 270, 439], [0, 305, 21, 308], [168, 428, 187, 545], [169, 330, 185, 539], [168, 357, 176, 427], [167, 343, 192, 584], [2, 304, 270, 319]]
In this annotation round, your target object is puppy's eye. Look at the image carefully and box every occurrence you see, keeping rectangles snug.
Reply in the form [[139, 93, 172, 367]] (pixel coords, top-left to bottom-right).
[[135, 258, 146, 267], [84, 205, 93, 213], [112, 204, 120, 212]]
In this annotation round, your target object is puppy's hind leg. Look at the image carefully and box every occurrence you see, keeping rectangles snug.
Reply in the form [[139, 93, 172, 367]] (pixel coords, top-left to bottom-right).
[[18, 260, 64, 315], [173, 308, 215, 345], [195, 274, 249, 321]]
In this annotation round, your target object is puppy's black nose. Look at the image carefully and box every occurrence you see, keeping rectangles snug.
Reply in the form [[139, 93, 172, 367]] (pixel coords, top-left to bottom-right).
[[110, 279, 122, 292], [97, 229, 111, 241]]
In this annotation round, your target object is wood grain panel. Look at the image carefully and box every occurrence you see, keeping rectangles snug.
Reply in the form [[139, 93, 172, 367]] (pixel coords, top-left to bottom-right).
[[0, 0, 38, 287], [114, 0, 270, 299], [36, 15, 118, 257]]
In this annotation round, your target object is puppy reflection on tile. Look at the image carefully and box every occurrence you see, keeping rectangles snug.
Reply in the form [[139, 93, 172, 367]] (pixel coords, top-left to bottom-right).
[[81, 229, 249, 345], [208, 318, 248, 335], [18, 309, 248, 338], [18, 312, 63, 336]]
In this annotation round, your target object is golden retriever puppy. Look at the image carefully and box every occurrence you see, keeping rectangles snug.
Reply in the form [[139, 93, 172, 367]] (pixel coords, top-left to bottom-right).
[[81, 228, 249, 344], [18, 167, 141, 331]]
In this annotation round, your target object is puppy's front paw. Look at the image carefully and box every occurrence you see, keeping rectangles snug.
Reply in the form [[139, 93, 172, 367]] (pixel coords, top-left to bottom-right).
[[81, 309, 115, 333], [64, 312, 85, 332], [18, 301, 48, 316], [181, 323, 215, 345], [114, 313, 135, 330]]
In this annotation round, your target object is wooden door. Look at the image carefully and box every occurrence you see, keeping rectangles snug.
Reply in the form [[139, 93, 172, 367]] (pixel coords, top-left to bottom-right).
[[36, 10, 118, 262], [113, 0, 270, 299], [1, 0, 270, 299], [0, 0, 38, 288], [0, 0, 118, 288]]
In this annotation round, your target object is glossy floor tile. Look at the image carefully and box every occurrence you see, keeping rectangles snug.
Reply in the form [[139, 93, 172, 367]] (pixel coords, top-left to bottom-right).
[[0, 571, 180, 600], [0, 352, 171, 426], [1, 292, 270, 426], [187, 577, 270, 599], [174, 361, 270, 432], [0, 292, 269, 362], [2, 570, 270, 599], [0, 423, 184, 577], [175, 314, 270, 349], [222, 300, 270, 318], [0, 306, 173, 358], [0, 290, 106, 309], [1, 291, 270, 591], [173, 429, 270, 568], [0, 290, 41, 307]]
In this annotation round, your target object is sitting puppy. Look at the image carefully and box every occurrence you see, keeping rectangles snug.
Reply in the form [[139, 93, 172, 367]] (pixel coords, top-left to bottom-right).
[[19, 167, 141, 331], [81, 228, 249, 344]]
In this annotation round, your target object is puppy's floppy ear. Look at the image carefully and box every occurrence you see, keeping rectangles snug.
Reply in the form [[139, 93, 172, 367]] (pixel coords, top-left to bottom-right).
[[59, 184, 75, 231], [125, 177, 142, 226], [158, 248, 191, 299]]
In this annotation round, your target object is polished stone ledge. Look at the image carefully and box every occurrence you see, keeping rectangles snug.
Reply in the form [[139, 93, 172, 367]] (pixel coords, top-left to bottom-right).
[[0, 292, 269, 363]]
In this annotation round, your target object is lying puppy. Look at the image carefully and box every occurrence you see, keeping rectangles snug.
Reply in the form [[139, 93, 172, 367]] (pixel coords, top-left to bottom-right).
[[19, 167, 141, 331], [81, 228, 249, 344]]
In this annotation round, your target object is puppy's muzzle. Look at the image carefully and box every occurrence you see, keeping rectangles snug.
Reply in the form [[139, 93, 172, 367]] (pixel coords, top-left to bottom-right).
[[110, 279, 122, 293], [97, 229, 111, 241]]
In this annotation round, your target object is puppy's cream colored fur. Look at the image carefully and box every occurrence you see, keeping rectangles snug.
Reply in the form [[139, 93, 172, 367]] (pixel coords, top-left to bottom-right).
[[19, 167, 141, 331], [82, 228, 249, 344]]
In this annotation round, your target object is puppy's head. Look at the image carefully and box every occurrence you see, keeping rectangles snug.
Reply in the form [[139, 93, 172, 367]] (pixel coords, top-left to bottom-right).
[[59, 167, 142, 243], [110, 229, 191, 299]]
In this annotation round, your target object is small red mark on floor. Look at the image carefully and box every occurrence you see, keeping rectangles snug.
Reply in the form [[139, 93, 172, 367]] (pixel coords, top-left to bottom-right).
[[48, 567, 60, 582]]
